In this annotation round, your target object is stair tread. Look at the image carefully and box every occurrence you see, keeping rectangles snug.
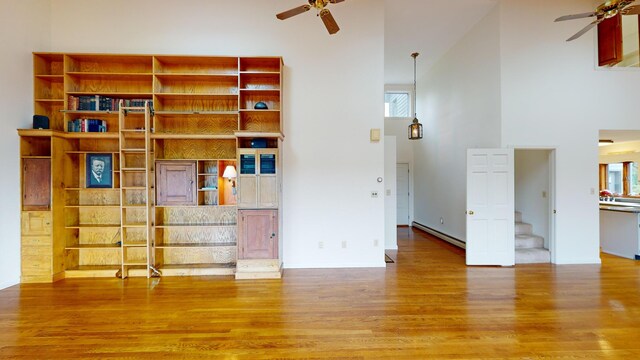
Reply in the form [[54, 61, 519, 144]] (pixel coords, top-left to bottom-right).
[[516, 247, 550, 264]]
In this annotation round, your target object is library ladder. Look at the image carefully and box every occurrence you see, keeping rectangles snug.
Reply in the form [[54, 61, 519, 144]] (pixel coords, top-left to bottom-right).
[[118, 100, 157, 278]]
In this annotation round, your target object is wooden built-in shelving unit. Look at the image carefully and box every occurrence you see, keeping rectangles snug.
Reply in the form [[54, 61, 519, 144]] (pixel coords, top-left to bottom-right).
[[19, 53, 284, 282]]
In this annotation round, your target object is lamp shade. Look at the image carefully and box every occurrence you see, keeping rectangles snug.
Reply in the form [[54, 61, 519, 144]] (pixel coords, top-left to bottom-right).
[[222, 165, 237, 179]]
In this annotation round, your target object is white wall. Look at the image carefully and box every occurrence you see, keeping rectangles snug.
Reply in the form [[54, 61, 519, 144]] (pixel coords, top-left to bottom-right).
[[384, 136, 397, 249], [384, 84, 414, 224], [500, 0, 640, 264], [49, 0, 386, 268], [412, 5, 502, 241], [0, 0, 51, 289], [515, 150, 550, 247]]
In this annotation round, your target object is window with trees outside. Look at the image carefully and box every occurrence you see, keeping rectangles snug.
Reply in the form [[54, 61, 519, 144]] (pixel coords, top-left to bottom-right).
[[607, 162, 639, 196]]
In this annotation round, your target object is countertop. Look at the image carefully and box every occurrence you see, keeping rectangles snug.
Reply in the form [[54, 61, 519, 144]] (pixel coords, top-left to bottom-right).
[[599, 201, 640, 213]]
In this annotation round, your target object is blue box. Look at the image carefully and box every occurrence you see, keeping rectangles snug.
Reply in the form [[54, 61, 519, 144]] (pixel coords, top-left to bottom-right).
[[250, 138, 268, 148]]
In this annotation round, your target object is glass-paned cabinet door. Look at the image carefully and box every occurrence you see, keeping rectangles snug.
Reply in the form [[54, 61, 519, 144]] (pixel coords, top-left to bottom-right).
[[260, 154, 276, 175], [240, 154, 256, 175]]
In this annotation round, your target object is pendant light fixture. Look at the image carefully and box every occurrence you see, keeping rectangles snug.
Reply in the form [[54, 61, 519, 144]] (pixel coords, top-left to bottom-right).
[[408, 52, 423, 140]]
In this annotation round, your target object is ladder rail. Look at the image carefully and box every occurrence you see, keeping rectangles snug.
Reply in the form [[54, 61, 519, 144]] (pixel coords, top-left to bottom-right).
[[118, 99, 155, 279]]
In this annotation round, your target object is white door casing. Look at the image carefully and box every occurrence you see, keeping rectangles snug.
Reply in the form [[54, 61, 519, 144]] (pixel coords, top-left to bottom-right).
[[466, 149, 515, 266], [396, 163, 410, 225]]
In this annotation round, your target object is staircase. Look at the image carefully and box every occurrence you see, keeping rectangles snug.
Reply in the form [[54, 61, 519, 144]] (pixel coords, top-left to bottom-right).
[[515, 211, 550, 264]]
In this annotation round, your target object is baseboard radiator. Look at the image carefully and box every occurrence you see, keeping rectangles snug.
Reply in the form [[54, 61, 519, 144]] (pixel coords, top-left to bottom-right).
[[411, 222, 466, 250]]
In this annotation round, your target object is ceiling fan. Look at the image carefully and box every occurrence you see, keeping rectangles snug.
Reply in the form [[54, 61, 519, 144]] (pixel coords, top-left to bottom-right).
[[555, 0, 640, 41], [276, 0, 346, 35]]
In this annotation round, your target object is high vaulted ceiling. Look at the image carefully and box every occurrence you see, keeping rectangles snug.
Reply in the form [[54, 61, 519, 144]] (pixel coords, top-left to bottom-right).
[[384, 0, 498, 85]]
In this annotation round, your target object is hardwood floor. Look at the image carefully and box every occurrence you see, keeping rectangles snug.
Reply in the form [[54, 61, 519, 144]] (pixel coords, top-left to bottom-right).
[[1, 228, 640, 359]]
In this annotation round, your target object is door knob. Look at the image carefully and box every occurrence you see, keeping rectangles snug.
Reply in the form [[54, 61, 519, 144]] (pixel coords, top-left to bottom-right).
[[468, 211, 474, 215]]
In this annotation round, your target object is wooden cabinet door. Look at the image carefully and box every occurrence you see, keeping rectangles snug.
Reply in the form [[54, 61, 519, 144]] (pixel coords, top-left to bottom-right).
[[598, 14, 623, 67], [21, 211, 52, 236], [156, 161, 196, 206], [23, 158, 51, 210], [238, 210, 278, 259]]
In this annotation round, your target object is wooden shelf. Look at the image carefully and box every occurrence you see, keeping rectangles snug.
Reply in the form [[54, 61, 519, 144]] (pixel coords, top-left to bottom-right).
[[64, 132, 119, 139], [155, 74, 238, 80], [154, 93, 237, 98], [35, 99, 64, 103], [67, 72, 152, 78], [151, 134, 236, 140], [156, 223, 236, 228], [64, 205, 120, 208], [21, 155, 51, 159], [65, 266, 120, 278], [156, 243, 236, 249], [234, 131, 284, 139], [65, 224, 121, 229], [66, 244, 121, 250], [157, 263, 235, 277], [154, 111, 238, 115]]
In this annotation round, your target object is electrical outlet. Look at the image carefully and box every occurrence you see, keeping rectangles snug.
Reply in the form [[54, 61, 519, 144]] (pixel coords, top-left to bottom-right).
[[342, 240, 347, 249], [374, 239, 379, 247], [371, 191, 379, 198], [318, 241, 324, 249], [542, 191, 547, 198], [386, 189, 391, 196]]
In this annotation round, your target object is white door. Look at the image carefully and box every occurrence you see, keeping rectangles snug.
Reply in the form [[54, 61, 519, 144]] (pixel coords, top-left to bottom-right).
[[396, 163, 410, 225], [466, 149, 515, 266]]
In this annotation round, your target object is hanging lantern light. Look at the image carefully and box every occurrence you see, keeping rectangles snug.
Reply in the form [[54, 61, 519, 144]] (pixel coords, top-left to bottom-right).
[[408, 52, 423, 140]]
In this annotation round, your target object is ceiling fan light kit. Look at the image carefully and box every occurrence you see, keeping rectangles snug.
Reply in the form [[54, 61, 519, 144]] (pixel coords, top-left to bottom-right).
[[555, 0, 640, 41], [276, 0, 345, 35]]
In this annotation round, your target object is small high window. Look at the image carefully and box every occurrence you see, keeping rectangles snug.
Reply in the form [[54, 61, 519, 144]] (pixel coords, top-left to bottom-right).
[[384, 92, 411, 118]]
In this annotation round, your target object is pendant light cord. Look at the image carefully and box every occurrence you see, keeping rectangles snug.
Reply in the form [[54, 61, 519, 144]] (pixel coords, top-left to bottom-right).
[[412, 52, 419, 121]]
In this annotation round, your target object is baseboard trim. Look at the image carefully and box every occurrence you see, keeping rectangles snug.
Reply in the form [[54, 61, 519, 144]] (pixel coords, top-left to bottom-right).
[[412, 222, 466, 249]]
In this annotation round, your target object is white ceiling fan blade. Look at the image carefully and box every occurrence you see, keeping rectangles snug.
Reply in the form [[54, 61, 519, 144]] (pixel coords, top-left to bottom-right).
[[566, 18, 604, 41], [555, 12, 597, 22], [276, 5, 311, 20]]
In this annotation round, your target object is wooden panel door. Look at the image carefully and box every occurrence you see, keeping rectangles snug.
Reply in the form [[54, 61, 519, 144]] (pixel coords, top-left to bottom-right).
[[598, 14, 623, 67], [156, 161, 196, 206], [238, 210, 278, 259], [466, 149, 515, 266], [23, 158, 51, 210]]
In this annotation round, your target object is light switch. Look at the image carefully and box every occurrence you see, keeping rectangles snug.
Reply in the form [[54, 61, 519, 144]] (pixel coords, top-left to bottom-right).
[[370, 128, 381, 142]]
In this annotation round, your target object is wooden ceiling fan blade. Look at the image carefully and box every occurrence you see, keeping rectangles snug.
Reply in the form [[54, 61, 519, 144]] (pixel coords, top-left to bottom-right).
[[623, 5, 640, 15], [566, 18, 603, 41], [276, 5, 311, 20], [329, 0, 346, 3], [555, 12, 597, 22], [320, 9, 340, 34]]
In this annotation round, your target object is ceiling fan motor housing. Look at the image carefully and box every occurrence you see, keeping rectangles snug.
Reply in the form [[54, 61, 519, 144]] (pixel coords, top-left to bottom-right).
[[308, 0, 329, 10]]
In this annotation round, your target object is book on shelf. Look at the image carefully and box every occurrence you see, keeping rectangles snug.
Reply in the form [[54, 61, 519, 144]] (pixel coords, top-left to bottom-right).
[[67, 118, 107, 133], [67, 95, 152, 111]]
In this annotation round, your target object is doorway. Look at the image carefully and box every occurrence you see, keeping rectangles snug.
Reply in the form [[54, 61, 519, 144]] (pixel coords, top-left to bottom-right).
[[514, 149, 555, 264], [396, 163, 410, 226]]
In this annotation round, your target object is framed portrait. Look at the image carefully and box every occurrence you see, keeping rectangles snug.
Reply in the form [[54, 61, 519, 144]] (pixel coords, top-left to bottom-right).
[[86, 153, 113, 188]]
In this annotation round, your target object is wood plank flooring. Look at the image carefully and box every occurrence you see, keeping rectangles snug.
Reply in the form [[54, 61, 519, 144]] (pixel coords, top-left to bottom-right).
[[1, 227, 640, 359]]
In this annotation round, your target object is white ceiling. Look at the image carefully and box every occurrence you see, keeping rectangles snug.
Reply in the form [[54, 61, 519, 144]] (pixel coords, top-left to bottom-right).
[[384, 0, 498, 85], [600, 130, 640, 143]]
